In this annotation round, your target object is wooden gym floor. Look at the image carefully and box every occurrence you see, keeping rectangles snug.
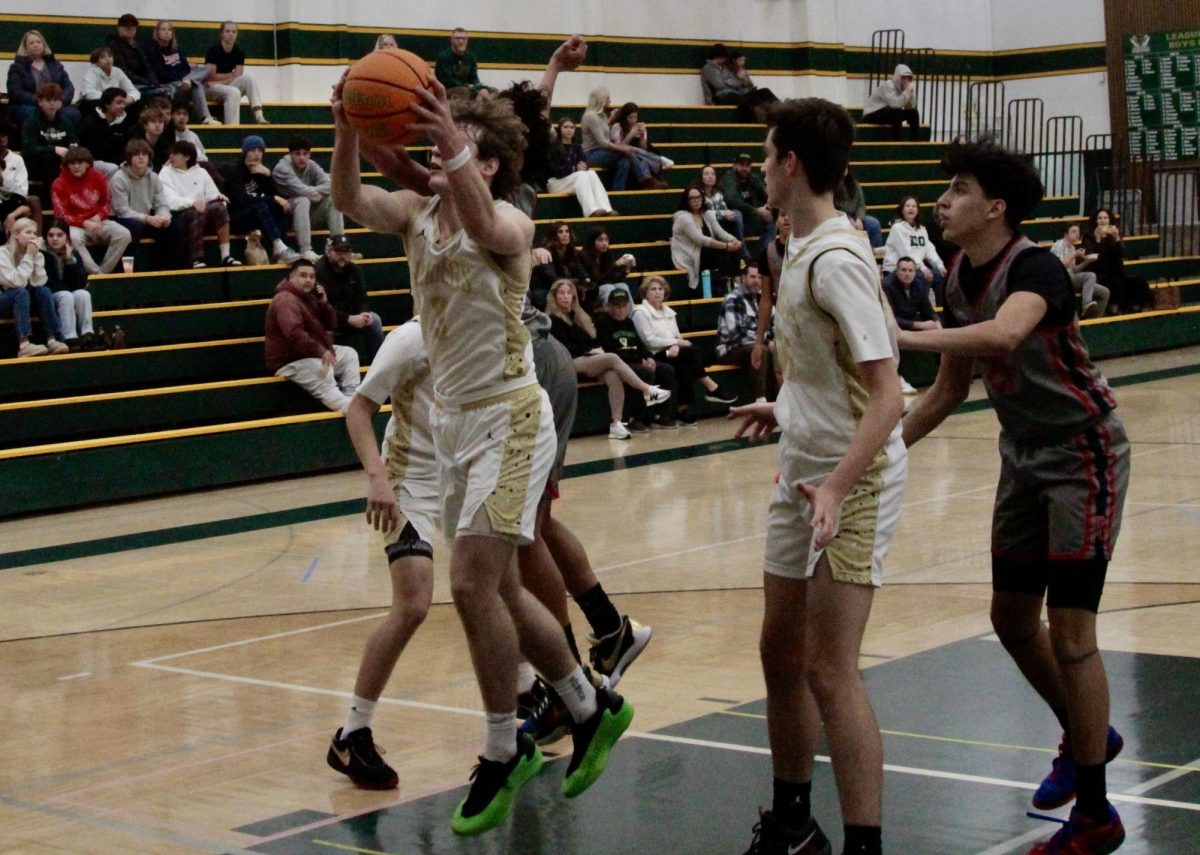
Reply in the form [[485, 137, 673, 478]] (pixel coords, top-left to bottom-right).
[[1, 346, 1199, 854]]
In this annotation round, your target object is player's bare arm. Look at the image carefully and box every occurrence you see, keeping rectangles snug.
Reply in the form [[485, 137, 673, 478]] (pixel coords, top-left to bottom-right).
[[330, 76, 423, 235], [897, 291, 1048, 358], [900, 353, 974, 447], [411, 78, 535, 258], [795, 356, 904, 549], [538, 35, 587, 108], [344, 394, 398, 533]]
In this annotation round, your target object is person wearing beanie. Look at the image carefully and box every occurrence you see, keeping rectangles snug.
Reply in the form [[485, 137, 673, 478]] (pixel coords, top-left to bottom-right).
[[221, 135, 299, 263]]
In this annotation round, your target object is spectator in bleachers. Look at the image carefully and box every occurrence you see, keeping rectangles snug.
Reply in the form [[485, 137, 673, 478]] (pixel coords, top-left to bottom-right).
[[633, 274, 736, 424], [752, 208, 789, 377], [720, 153, 773, 241], [205, 21, 268, 125], [76, 88, 134, 177], [223, 135, 299, 263], [671, 186, 740, 291], [530, 220, 589, 310], [1050, 222, 1107, 319], [697, 163, 747, 258], [264, 258, 360, 413], [1083, 207, 1151, 314], [80, 47, 139, 115], [110, 138, 184, 269], [883, 193, 945, 300], [863, 64, 920, 140], [51, 146, 131, 275], [884, 257, 939, 332], [700, 44, 775, 122], [0, 127, 39, 240], [107, 14, 167, 101], [547, 117, 616, 218], [546, 277, 670, 439], [273, 135, 344, 262], [168, 102, 217, 175], [716, 264, 773, 402], [374, 34, 398, 51], [42, 219, 98, 349], [609, 102, 673, 180], [159, 139, 237, 268], [729, 50, 778, 116], [130, 106, 172, 168], [149, 20, 217, 124], [21, 83, 77, 205], [7, 30, 79, 127], [316, 233, 383, 363], [0, 216, 67, 355], [581, 87, 660, 191], [594, 282, 677, 430], [835, 167, 883, 248], [579, 226, 635, 287], [435, 28, 484, 95]]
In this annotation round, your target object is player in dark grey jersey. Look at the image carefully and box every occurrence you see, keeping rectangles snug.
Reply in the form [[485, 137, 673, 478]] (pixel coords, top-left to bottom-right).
[[899, 140, 1128, 855]]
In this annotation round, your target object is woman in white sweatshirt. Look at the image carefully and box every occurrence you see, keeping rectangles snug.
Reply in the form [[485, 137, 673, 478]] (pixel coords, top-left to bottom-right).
[[883, 193, 945, 291], [0, 217, 68, 356]]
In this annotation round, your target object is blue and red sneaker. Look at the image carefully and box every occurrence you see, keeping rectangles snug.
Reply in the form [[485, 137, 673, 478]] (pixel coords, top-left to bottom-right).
[[1027, 803, 1125, 854], [1032, 726, 1125, 810]]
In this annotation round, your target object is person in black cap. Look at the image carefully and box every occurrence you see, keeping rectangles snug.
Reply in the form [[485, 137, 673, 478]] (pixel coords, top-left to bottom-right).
[[720, 153, 773, 241], [106, 14, 165, 100], [594, 282, 677, 430], [316, 233, 383, 363]]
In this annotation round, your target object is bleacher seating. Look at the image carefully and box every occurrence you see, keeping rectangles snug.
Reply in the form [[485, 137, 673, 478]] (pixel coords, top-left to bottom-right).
[[2, 101, 1199, 518]]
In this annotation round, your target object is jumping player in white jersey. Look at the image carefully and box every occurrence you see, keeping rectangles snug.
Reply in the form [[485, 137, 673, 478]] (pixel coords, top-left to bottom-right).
[[330, 75, 632, 836], [731, 98, 907, 855]]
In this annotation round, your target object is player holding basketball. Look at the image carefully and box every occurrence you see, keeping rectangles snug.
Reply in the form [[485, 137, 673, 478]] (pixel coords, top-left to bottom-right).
[[330, 71, 632, 836], [899, 140, 1127, 855], [731, 98, 907, 855]]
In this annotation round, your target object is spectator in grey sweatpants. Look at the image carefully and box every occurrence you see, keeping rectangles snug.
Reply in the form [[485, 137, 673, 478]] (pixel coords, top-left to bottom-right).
[[273, 135, 344, 261]]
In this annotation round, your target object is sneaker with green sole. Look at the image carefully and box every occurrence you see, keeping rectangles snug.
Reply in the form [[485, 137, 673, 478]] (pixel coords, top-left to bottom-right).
[[451, 733, 543, 836], [561, 687, 634, 798]]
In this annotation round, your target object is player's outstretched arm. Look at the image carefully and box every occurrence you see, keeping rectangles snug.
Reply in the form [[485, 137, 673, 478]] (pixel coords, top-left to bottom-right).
[[896, 291, 1047, 358], [412, 77, 534, 257], [344, 394, 399, 533], [330, 76, 422, 235], [901, 353, 973, 447], [539, 35, 587, 110], [729, 400, 777, 442]]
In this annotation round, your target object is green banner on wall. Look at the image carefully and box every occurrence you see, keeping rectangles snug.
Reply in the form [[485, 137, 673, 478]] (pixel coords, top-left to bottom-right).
[[1123, 29, 1200, 162]]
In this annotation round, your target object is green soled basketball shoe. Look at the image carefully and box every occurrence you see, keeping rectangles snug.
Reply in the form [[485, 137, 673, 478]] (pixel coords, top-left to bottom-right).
[[561, 687, 634, 798], [451, 733, 543, 836]]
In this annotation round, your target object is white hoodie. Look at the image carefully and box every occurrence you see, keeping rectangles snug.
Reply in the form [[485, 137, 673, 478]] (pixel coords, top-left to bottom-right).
[[158, 163, 222, 210], [865, 64, 916, 114], [883, 218, 944, 273]]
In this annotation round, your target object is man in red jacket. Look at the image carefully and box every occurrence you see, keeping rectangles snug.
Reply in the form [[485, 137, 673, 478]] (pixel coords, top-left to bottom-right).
[[264, 258, 360, 412], [50, 145, 131, 274]]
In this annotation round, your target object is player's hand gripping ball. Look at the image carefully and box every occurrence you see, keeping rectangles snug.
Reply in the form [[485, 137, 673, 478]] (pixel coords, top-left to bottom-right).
[[341, 49, 432, 145]]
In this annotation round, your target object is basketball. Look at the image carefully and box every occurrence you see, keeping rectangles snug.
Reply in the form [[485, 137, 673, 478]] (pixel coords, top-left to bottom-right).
[[341, 48, 432, 145]]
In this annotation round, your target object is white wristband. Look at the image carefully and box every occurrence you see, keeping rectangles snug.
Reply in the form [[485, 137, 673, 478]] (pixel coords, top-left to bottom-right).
[[442, 146, 472, 173]]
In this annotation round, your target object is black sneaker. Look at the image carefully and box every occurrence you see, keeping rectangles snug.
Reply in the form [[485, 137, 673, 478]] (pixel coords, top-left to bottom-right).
[[678, 412, 698, 426], [518, 680, 572, 745], [451, 732, 543, 836], [561, 686, 634, 798], [517, 676, 548, 722], [588, 615, 652, 687], [650, 414, 678, 429], [704, 387, 738, 404], [742, 809, 832, 855], [326, 727, 398, 790], [627, 419, 651, 432], [222, 256, 243, 266]]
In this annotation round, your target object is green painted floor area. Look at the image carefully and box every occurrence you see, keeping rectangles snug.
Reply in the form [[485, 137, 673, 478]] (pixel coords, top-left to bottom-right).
[[242, 639, 1200, 854]]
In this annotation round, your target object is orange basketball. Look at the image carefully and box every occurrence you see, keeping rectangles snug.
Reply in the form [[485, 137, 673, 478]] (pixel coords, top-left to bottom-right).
[[341, 48, 431, 145]]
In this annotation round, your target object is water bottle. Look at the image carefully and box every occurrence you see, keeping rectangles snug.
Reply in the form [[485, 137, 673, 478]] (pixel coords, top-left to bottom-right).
[[701, 269, 712, 299]]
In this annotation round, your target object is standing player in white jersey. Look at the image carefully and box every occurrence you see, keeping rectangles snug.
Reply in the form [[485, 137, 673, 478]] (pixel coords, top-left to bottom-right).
[[330, 77, 632, 836], [324, 318, 438, 791], [731, 99, 907, 855]]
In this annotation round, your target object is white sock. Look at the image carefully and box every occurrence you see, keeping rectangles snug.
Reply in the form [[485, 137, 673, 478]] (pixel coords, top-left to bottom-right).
[[344, 695, 376, 736], [551, 666, 599, 724], [483, 711, 517, 763], [219, 242, 231, 258], [516, 661, 536, 695]]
